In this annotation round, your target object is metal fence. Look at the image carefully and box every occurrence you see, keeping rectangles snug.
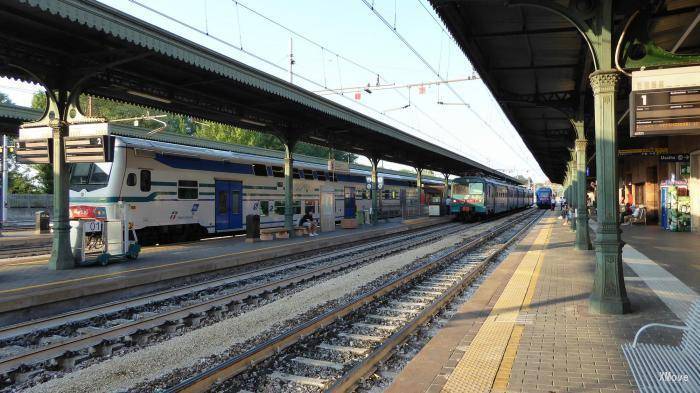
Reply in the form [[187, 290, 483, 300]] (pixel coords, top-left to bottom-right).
[[7, 194, 52, 208]]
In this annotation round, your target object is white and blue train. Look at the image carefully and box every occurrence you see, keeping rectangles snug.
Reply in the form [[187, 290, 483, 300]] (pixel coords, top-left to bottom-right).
[[68, 135, 442, 245]]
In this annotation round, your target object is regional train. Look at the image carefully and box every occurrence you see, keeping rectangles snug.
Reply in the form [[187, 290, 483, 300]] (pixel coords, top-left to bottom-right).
[[449, 176, 532, 221], [68, 135, 442, 245], [535, 187, 554, 209]]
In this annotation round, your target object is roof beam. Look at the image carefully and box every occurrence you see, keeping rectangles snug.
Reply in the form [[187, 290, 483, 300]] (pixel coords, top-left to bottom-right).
[[469, 26, 577, 38], [490, 63, 579, 71]]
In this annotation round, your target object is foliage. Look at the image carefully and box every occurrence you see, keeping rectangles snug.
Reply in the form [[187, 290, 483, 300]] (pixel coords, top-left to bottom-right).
[[0, 92, 12, 105]]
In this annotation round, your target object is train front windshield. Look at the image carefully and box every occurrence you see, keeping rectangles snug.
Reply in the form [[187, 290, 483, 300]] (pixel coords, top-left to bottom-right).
[[69, 163, 112, 192], [453, 182, 484, 201]]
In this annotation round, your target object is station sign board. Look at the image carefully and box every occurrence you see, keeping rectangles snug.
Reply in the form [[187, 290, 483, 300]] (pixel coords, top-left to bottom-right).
[[659, 153, 690, 162], [630, 65, 700, 137], [16, 126, 53, 164], [618, 147, 668, 156], [65, 123, 114, 163], [327, 159, 349, 173]]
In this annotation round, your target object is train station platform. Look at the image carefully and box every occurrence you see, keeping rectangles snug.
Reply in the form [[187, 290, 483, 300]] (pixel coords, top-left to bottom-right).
[[0, 229, 51, 249], [0, 216, 451, 324], [388, 211, 699, 393]]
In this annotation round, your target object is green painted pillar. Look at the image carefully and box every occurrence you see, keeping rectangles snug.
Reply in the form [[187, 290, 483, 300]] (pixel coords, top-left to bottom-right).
[[589, 70, 630, 314], [574, 135, 592, 250], [443, 173, 450, 215], [283, 140, 296, 234], [416, 168, 423, 217], [48, 90, 75, 270], [371, 157, 379, 225], [569, 155, 576, 231]]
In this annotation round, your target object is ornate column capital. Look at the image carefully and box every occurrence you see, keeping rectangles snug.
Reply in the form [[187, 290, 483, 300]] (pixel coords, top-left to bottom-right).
[[589, 70, 621, 95], [575, 138, 587, 151]]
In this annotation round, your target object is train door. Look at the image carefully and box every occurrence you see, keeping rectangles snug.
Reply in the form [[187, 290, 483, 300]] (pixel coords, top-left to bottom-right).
[[215, 180, 243, 231], [320, 185, 336, 232], [344, 187, 356, 218]]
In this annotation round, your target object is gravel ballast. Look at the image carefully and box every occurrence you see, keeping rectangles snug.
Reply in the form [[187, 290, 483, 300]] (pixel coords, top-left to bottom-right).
[[25, 222, 499, 393]]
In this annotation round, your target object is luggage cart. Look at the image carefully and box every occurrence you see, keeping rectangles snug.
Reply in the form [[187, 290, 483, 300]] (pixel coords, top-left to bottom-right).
[[70, 203, 140, 266]]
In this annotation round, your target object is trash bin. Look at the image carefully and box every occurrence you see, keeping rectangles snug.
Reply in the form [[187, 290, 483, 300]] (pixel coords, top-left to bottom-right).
[[246, 214, 260, 242], [35, 210, 50, 234]]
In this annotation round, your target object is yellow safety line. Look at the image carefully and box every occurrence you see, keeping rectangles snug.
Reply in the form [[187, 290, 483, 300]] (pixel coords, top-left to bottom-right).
[[441, 217, 553, 393], [491, 223, 549, 392]]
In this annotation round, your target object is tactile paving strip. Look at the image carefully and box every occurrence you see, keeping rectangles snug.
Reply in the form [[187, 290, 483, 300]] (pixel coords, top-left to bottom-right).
[[441, 218, 553, 393]]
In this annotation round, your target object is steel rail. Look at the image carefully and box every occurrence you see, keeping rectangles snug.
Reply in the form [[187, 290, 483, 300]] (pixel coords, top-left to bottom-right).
[[166, 209, 539, 393], [0, 221, 467, 377], [327, 210, 543, 392]]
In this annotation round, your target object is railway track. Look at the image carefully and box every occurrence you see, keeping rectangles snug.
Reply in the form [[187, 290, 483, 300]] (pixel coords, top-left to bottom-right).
[[162, 209, 542, 392], [0, 218, 495, 388], [0, 245, 52, 260]]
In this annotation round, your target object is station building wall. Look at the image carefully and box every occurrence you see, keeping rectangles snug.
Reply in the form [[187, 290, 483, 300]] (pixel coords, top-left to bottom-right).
[[619, 135, 700, 232]]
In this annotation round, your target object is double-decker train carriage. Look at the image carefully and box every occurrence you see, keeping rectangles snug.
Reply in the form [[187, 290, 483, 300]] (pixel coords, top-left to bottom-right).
[[448, 176, 532, 221], [68, 136, 444, 245], [535, 187, 554, 209]]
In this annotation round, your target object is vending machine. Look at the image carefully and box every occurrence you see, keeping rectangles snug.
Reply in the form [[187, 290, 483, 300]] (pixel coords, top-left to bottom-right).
[[660, 180, 689, 231]]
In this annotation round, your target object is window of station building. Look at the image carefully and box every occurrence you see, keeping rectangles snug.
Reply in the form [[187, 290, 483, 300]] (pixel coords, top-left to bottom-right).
[[252, 164, 268, 177], [634, 183, 645, 205], [271, 166, 285, 178], [140, 170, 151, 192], [292, 168, 301, 179], [126, 173, 137, 187], [316, 171, 327, 181], [274, 201, 285, 215], [178, 180, 199, 199], [303, 169, 314, 180]]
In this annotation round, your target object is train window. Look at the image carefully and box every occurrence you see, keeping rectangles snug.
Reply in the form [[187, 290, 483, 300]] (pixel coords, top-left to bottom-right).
[[274, 201, 285, 215], [178, 180, 198, 199], [294, 200, 301, 214], [305, 200, 316, 214], [140, 170, 151, 192], [303, 169, 314, 179], [218, 192, 228, 213], [259, 201, 270, 216], [70, 163, 92, 185], [271, 166, 285, 178], [231, 191, 241, 214], [252, 164, 268, 177], [469, 183, 483, 194], [292, 168, 301, 179], [127, 173, 137, 186], [316, 171, 327, 181]]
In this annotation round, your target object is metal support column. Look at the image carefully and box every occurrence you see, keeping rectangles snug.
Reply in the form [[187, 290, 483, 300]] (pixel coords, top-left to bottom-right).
[[48, 89, 75, 270], [416, 167, 423, 217], [1, 134, 7, 233], [370, 157, 379, 225], [589, 70, 630, 314], [569, 153, 577, 231], [283, 140, 297, 234], [443, 173, 450, 215], [574, 135, 592, 249]]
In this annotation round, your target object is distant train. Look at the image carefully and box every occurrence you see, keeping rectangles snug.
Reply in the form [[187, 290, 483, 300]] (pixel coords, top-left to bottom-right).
[[535, 187, 554, 209], [448, 176, 532, 221], [67, 135, 443, 245]]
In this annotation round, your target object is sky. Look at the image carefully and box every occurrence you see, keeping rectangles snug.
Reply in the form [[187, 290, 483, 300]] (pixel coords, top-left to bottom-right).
[[0, 0, 547, 182]]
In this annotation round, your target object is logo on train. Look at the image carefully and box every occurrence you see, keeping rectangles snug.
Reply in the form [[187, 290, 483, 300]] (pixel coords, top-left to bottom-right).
[[170, 210, 178, 220]]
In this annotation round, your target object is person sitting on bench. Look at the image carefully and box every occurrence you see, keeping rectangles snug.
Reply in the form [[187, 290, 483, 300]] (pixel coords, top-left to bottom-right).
[[299, 212, 318, 236]]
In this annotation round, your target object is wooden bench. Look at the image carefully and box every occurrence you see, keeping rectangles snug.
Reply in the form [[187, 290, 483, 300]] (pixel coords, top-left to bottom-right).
[[259, 227, 289, 241], [622, 301, 700, 392]]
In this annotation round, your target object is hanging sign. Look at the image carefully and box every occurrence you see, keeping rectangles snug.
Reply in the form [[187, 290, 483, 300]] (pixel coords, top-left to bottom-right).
[[618, 147, 668, 156], [630, 66, 700, 137], [659, 153, 690, 162]]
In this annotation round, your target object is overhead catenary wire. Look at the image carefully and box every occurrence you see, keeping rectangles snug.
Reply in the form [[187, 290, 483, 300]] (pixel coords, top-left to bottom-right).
[[127, 0, 485, 161], [361, 0, 541, 174]]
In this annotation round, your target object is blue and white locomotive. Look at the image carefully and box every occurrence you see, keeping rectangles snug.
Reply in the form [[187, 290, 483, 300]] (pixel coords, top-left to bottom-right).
[[535, 187, 554, 209], [448, 176, 532, 221]]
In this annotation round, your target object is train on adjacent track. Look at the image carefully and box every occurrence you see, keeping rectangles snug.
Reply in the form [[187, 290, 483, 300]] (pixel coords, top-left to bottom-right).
[[448, 176, 532, 221], [535, 187, 554, 209], [68, 135, 443, 245]]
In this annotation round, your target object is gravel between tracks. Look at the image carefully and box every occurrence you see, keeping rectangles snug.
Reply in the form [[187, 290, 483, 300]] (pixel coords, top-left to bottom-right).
[[25, 221, 500, 393]]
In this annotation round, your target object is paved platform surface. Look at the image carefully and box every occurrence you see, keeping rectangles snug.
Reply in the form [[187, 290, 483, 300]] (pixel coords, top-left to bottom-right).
[[0, 216, 450, 317], [0, 229, 51, 248], [388, 211, 698, 393]]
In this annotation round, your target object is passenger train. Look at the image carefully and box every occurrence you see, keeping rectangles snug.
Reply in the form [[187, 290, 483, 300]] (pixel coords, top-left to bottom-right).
[[449, 176, 532, 221], [68, 135, 442, 245], [535, 187, 554, 209]]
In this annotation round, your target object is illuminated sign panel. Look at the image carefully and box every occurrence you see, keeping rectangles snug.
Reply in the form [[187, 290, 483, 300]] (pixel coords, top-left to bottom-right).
[[630, 66, 700, 137]]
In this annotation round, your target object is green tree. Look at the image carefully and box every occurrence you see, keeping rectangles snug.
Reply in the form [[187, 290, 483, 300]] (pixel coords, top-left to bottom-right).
[[0, 92, 12, 104]]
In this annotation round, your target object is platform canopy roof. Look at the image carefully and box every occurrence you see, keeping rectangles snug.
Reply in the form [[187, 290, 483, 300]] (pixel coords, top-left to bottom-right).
[[429, 0, 700, 183], [0, 0, 521, 183]]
